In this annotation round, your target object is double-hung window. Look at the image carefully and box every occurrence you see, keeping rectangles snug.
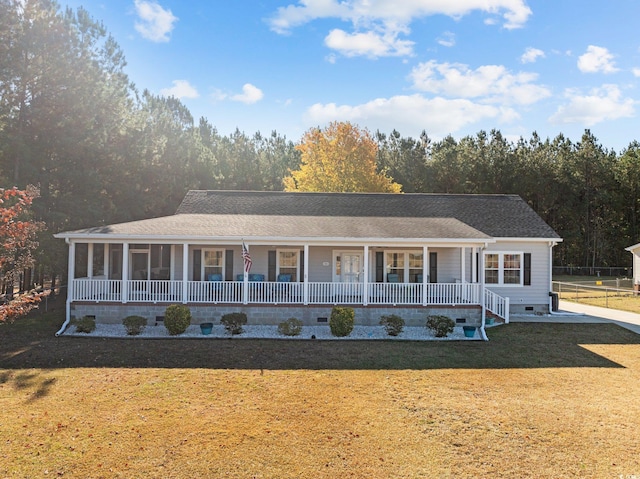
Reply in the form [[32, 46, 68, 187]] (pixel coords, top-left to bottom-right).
[[385, 251, 423, 283], [484, 252, 523, 286], [203, 249, 224, 280], [278, 250, 299, 278]]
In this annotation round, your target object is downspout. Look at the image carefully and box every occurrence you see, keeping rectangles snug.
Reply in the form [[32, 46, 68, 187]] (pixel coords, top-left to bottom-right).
[[548, 241, 564, 316], [479, 243, 489, 341], [55, 238, 74, 336]]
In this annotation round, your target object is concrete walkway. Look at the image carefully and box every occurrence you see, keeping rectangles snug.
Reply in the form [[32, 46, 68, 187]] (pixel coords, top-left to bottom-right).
[[509, 300, 640, 335]]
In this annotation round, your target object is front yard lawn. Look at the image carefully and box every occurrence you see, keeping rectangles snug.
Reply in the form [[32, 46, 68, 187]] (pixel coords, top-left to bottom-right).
[[1, 307, 640, 478]]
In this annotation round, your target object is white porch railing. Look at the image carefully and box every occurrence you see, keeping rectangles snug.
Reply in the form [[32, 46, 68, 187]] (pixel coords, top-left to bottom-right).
[[72, 279, 122, 302], [71, 279, 489, 307], [71, 279, 510, 322], [484, 288, 510, 323]]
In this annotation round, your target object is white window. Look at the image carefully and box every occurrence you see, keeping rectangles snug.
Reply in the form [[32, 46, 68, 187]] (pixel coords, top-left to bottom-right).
[[202, 249, 224, 280], [408, 253, 423, 283], [278, 250, 299, 279], [385, 251, 423, 283], [484, 252, 523, 286]]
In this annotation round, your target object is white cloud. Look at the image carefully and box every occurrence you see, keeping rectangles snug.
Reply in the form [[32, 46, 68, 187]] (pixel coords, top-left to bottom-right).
[[633, 68, 640, 78], [269, 0, 531, 33], [437, 31, 456, 48], [305, 94, 518, 138], [577, 45, 619, 74], [160, 80, 199, 99], [324, 28, 414, 57], [268, 0, 531, 58], [409, 60, 551, 105], [210, 89, 227, 102], [521, 47, 545, 64], [549, 84, 635, 126], [134, 0, 177, 42], [231, 84, 264, 104]]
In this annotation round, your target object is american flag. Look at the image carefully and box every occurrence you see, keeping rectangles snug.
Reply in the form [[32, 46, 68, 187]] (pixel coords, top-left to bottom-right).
[[242, 242, 252, 273]]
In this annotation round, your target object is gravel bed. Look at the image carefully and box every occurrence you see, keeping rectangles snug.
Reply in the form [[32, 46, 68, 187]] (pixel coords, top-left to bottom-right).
[[62, 323, 483, 340]]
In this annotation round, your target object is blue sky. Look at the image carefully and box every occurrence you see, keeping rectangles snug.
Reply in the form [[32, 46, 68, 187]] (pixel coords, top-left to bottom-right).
[[63, 0, 640, 151]]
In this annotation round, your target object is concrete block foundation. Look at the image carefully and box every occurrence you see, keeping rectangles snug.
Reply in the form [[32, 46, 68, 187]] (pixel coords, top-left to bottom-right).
[[71, 302, 483, 327]]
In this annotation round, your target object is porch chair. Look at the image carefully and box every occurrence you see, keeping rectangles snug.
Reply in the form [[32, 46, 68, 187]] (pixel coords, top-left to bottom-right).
[[386, 273, 401, 303], [207, 273, 224, 297], [273, 274, 292, 300]]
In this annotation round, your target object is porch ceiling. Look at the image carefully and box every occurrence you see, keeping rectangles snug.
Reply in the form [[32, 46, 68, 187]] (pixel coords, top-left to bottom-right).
[[54, 213, 492, 243]]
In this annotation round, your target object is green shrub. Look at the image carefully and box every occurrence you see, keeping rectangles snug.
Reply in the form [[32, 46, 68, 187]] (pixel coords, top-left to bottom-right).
[[278, 317, 303, 336], [379, 314, 404, 336], [73, 316, 96, 333], [122, 315, 147, 336], [426, 314, 455, 338], [164, 304, 191, 335], [329, 306, 355, 337], [220, 312, 247, 335]]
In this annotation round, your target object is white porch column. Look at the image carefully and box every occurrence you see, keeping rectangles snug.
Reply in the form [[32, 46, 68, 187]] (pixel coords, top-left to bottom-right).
[[480, 247, 485, 325], [62, 240, 76, 330], [103, 244, 109, 279], [363, 245, 369, 306], [87, 243, 94, 278], [182, 243, 189, 304], [67, 241, 76, 302], [122, 243, 129, 303], [303, 244, 309, 305], [422, 246, 428, 306], [472, 247, 478, 283], [460, 247, 466, 283]]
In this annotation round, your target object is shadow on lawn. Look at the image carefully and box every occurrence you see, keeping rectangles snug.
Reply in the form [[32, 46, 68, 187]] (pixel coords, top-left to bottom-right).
[[1, 311, 639, 370]]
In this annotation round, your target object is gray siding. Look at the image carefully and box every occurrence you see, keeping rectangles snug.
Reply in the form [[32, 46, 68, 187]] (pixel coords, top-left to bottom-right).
[[485, 241, 552, 312]]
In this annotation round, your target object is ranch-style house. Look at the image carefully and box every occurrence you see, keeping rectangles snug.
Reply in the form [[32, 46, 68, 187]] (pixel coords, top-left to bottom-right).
[[54, 190, 562, 335]]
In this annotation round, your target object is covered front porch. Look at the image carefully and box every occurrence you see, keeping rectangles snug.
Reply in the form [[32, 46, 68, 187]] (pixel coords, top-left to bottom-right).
[[65, 240, 510, 322]]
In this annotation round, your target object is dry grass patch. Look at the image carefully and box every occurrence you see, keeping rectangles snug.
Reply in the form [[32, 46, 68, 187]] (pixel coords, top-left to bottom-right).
[[562, 295, 640, 314], [1, 309, 640, 477], [554, 276, 640, 314]]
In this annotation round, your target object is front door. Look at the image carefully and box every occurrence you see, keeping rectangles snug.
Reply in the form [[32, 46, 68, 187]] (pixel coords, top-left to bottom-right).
[[341, 253, 362, 283], [335, 252, 363, 301]]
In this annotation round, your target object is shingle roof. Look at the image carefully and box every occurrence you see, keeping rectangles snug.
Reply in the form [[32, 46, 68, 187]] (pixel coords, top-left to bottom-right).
[[175, 190, 560, 239], [62, 214, 489, 240], [56, 190, 560, 241]]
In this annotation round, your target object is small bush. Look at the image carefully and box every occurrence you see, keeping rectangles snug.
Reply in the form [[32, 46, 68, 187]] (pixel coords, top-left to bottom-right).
[[379, 314, 404, 336], [329, 306, 355, 337], [426, 314, 455, 338], [164, 304, 191, 335], [221, 312, 247, 335], [122, 315, 147, 336], [73, 316, 96, 333], [278, 317, 303, 336]]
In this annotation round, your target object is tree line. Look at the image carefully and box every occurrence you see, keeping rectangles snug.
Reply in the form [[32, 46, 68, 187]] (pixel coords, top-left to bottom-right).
[[1, 0, 638, 293]]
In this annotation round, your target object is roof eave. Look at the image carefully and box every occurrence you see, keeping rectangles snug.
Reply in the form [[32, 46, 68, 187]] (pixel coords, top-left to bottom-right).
[[53, 232, 495, 245], [494, 236, 563, 243]]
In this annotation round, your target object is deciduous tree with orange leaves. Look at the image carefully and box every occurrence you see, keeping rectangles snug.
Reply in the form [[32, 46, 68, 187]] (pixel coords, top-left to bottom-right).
[[284, 121, 402, 193], [0, 187, 45, 322]]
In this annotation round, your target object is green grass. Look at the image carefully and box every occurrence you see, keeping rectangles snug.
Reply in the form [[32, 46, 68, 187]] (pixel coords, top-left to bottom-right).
[[2, 305, 640, 477]]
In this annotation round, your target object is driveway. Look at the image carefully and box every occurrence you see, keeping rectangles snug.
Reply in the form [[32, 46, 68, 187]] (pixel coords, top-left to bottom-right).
[[509, 300, 640, 335]]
